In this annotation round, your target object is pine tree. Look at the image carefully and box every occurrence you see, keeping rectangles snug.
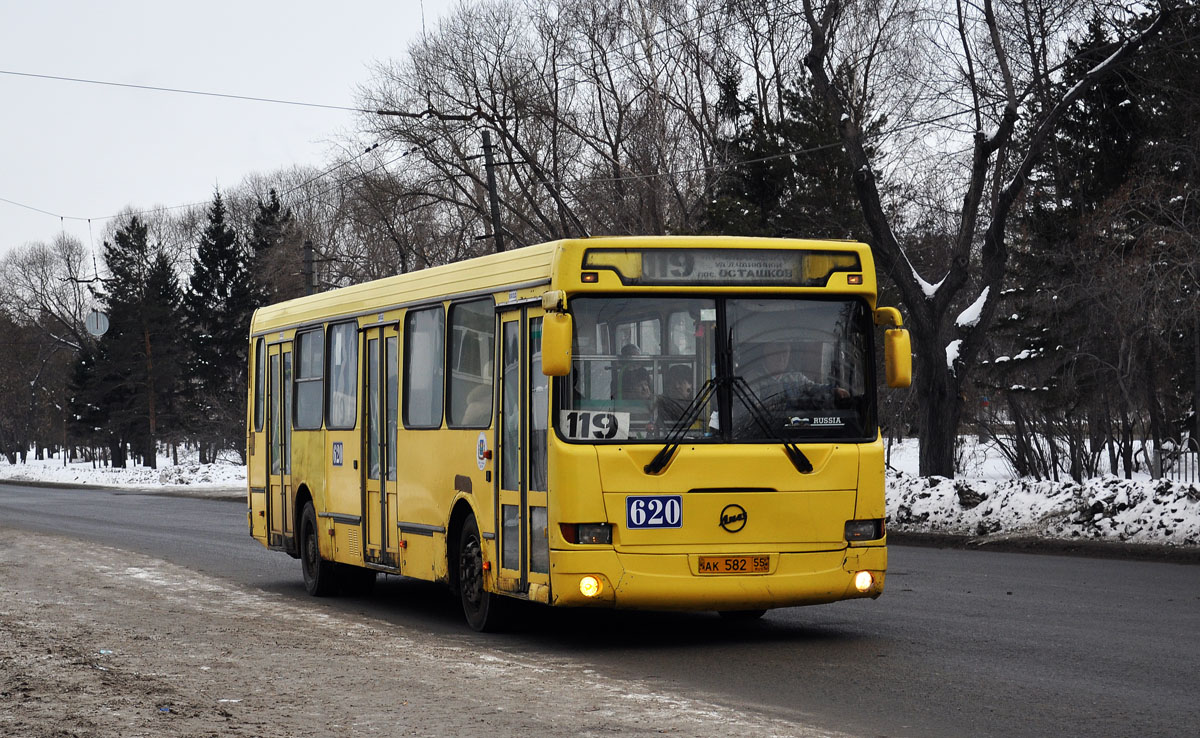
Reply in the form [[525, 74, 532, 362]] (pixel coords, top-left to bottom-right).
[[184, 191, 255, 462], [86, 216, 186, 469], [700, 77, 877, 240], [144, 250, 188, 453], [248, 188, 302, 304], [66, 341, 105, 456], [990, 7, 1200, 477]]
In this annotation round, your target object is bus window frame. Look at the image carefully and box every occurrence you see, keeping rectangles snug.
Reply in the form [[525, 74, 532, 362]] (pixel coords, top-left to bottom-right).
[[403, 304, 447, 430], [293, 327, 325, 431], [446, 297, 496, 430], [253, 337, 265, 432], [325, 320, 359, 431]]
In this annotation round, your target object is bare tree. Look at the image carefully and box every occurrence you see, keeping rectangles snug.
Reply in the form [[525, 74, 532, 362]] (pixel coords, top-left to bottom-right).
[[358, 0, 748, 246], [0, 234, 94, 351], [800, 0, 1178, 476]]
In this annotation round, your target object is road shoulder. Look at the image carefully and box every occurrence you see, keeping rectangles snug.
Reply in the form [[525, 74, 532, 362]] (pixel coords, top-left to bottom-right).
[[0, 528, 841, 738]]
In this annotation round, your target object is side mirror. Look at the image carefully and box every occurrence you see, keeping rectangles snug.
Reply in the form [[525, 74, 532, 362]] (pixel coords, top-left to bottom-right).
[[541, 311, 573, 376], [884, 329, 912, 388]]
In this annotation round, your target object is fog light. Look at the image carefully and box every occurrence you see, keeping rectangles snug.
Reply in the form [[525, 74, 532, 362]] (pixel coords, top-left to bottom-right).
[[579, 575, 602, 598], [854, 570, 874, 592]]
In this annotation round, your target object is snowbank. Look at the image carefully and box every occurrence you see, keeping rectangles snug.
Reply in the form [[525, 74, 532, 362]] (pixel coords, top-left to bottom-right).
[[0, 453, 244, 493], [887, 471, 1200, 546]]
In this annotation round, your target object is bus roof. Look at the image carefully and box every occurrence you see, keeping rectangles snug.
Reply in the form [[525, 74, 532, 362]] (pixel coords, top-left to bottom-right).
[[250, 235, 873, 335]]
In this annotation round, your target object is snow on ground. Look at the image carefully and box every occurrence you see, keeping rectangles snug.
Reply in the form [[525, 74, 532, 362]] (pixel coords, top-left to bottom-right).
[[886, 438, 1200, 547], [0, 450, 244, 495], [2, 440, 1198, 547]]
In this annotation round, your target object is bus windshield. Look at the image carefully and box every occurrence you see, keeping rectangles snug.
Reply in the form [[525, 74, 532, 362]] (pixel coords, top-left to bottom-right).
[[560, 296, 875, 443]]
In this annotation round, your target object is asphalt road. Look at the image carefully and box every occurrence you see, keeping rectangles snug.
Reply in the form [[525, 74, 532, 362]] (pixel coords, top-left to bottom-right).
[[2, 482, 1198, 738]]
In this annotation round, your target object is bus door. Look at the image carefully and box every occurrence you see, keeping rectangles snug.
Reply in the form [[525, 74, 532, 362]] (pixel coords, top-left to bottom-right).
[[496, 307, 550, 596], [266, 341, 294, 550], [362, 324, 400, 568]]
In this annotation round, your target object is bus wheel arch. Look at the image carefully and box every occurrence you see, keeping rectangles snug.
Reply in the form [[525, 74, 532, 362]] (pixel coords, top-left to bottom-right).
[[290, 484, 314, 558], [446, 499, 476, 592]]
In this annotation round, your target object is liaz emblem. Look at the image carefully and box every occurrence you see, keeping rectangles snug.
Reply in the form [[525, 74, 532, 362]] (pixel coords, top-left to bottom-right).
[[719, 504, 747, 533]]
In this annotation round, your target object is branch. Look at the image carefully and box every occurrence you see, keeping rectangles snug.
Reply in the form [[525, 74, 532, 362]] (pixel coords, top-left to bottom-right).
[[802, 0, 929, 317], [997, 2, 1176, 222], [941, 0, 1022, 317], [959, 1, 1178, 376]]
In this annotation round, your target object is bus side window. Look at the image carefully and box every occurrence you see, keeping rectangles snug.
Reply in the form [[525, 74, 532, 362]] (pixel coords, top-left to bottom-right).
[[253, 337, 265, 432], [447, 299, 494, 428], [404, 306, 446, 428], [294, 328, 324, 430], [666, 311, 697, 355], [326, 322, 358, 429]]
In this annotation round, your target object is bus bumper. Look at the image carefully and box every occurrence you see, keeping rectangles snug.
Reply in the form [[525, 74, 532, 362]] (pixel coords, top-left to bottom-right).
[[548, 545, 886, 611]]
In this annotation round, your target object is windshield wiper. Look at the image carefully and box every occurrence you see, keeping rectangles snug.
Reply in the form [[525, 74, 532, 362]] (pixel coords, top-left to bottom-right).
[[643, 376, 814, 475], [644, 379, 718, 475], [730, 377, 814, 474]]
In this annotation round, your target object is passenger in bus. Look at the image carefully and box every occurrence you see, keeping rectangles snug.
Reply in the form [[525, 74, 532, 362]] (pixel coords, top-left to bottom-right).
[[653, 364, 694, 428], [461, 384, 492, 426], [611, 344, 645, 402], [613, 366, 655, 436], [620, 367, 654, 407]]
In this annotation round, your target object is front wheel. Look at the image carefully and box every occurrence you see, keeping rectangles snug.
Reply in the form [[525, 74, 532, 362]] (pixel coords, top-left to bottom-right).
[[458, 514, 508, 632], [300, 502, 337, 596]]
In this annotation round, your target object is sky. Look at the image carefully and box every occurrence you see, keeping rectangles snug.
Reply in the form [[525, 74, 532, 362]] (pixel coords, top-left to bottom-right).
[[0, 0, 455, 258]]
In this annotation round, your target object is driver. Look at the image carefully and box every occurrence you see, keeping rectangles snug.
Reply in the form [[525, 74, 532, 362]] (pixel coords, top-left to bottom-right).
[[748, 344, 847, 409]]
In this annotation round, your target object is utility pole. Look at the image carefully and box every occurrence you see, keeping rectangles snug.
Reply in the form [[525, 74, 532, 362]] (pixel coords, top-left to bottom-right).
[[482, 130, 505, 253], [303, 240, 315, 296]]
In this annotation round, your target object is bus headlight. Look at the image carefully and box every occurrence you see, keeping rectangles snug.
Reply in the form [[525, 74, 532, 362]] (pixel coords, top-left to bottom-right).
[[853, 570, 874, 592], [561, 523, 612, 545], [579, 575, 603, 598]]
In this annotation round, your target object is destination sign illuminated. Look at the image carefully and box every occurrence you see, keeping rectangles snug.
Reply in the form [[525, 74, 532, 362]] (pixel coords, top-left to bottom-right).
[[582, 248, 860, 287]]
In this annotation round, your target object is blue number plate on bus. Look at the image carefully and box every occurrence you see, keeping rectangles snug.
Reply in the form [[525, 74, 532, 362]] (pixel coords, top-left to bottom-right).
[[626, 495, 683, 529]]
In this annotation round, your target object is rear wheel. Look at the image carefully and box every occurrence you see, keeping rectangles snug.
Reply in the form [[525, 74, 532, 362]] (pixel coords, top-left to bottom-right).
[[458, 514, 508, 632], [300, 502, 337, 596]]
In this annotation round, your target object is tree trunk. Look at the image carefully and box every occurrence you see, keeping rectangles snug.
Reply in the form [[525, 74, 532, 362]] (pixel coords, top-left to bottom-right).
[[1008, 397, 1032, 478], [1120, 413, 1134, 479], [914, 347, 962, 478], [1193, 316, 1199, 438], [143, 324, 157, 470], [1144, 340, 1166, 479]]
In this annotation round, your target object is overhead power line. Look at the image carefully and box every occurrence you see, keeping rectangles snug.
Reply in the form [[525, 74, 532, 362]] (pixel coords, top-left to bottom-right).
[[0, 68, 367, 113], [0, 68, 502, 125], [0, 195, 66, 219]]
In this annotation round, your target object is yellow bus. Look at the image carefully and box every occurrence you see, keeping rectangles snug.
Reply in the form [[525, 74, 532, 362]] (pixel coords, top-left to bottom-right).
[[246, 236, 911, 630]]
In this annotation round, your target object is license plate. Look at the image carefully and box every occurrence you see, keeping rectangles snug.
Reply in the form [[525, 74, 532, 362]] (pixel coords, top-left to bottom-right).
[[697, 555, 770, 574]]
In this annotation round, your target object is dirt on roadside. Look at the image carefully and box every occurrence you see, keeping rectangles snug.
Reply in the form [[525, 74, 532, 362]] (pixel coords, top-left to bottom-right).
[[0, 530, 839, 738]]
